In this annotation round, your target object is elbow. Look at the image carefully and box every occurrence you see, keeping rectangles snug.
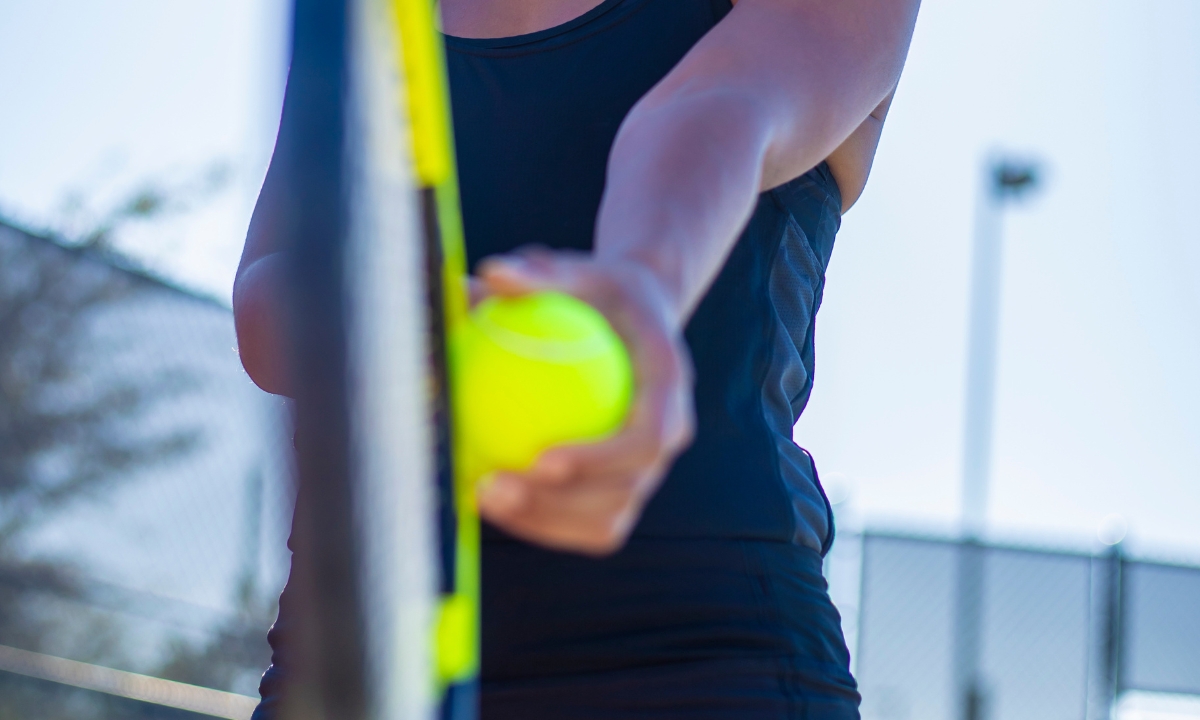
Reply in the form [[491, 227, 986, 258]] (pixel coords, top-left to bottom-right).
[[233, 316, 287, 397], [233, 254, 293, 397]]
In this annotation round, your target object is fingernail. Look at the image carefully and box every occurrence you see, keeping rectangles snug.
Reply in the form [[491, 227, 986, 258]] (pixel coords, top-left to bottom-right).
[[479, 474, 526, 513], [491, 256, 527, 275]]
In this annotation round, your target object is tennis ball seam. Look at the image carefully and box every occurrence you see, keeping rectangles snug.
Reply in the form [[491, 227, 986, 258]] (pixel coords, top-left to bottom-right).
[[472, 310, 616, 364]]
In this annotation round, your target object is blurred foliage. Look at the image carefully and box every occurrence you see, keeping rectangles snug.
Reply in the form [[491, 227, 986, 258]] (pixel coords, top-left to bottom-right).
[[0, 172, 261, 716], [0, 236, 197, 545], [155, 573, 277, 697], [0, 164, 278, 717], [151, 466, 277, 696], [57, 160, 233, 252]]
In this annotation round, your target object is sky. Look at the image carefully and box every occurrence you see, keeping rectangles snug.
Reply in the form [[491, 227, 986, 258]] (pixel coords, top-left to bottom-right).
[[0, 0, 1197, 560], [796, 0, 1200, 560], [0, 0, 289, 298]]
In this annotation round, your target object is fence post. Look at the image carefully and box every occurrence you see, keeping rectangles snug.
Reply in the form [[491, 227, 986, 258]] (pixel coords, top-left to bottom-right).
[[1099, 543, 1124, 720], [954, 539, 988, 720]]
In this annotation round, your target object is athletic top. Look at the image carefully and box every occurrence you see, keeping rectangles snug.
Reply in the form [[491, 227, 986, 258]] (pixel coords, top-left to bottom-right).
[[447, 0, 841, 552], [253, 4, 849, 713]]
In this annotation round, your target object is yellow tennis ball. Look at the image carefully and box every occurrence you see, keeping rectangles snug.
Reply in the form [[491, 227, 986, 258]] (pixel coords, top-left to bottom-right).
[[453, 291, 633, 477]]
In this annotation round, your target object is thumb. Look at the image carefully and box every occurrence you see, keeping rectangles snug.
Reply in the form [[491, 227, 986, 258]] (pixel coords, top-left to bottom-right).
[[477, 254, 562, 296]]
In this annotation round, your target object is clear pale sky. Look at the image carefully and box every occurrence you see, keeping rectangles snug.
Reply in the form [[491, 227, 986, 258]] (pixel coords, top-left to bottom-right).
[[1, 0, 1197, 558]]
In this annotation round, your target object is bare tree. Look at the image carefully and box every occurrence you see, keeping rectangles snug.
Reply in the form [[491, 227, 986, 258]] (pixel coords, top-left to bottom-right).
[[0, 160, 233, 549], [0, 161, 281, 716], [0, 172, 233, 717]]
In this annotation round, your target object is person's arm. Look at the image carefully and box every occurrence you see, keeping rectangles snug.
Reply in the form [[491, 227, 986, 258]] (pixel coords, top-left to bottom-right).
[[233, 151, 292, 397], [476, 0, 920, 553], [827, 89, 898, 213]]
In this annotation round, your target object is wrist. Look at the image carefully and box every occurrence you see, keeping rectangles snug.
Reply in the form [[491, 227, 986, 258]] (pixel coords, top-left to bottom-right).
[[592, 253, 687, 334]]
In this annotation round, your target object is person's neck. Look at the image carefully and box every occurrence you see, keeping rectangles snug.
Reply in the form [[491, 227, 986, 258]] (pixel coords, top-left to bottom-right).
[[439, 0, 608, 39]]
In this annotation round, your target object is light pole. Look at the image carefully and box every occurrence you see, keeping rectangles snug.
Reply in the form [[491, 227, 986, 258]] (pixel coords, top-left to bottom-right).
[[954, 155, 1041, 720], [961, 158, 1041, 538]]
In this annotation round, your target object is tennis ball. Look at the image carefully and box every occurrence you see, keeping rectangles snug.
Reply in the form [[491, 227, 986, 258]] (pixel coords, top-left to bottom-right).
[[453, 291, 633, 477]]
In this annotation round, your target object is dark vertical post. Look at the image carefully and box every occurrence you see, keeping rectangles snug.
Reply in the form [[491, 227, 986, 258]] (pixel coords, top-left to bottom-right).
[[1099, 543, 1124, 720], [278, 0, 369, 717], [953, 539, 988, 720]]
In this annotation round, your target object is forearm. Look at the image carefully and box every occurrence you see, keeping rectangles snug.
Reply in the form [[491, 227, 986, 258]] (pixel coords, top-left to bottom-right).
[[233, 252, 292, 396], [595, 0, 918, 325], [595, 92, 770, 323], [596, 84, 862, 325]]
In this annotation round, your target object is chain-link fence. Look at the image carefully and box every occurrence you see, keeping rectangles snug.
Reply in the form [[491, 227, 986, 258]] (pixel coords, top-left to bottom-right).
[[6, 215, 1198, 720], [0, 220, 292, 719], [835, 530, 1200, 720], [1121, 560, 1200, 698]]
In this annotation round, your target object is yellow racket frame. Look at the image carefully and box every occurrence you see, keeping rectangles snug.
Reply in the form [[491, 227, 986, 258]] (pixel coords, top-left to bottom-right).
[[390, 0, 477, 693]]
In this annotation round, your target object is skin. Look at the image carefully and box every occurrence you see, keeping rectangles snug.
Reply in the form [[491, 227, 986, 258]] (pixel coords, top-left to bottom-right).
[[234, 0, 920, 555]]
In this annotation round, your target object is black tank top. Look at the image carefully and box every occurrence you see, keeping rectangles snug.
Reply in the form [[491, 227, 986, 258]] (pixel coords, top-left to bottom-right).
[[447, 0, 840, 552], [258, 5, 849, 709]]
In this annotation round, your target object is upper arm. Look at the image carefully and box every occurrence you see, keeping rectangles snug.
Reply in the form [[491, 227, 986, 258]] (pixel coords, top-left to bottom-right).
[[238, 154, 289, 280], [825, 88, 896, 212], [644, 0, 919, 190]]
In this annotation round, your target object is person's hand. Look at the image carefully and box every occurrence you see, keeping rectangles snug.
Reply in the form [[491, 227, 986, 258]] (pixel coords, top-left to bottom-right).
[[472, 247, 695, 555]]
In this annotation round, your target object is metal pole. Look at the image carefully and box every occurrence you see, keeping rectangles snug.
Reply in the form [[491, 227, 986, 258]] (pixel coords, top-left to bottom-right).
[[1101, 543, 1124, 720], [953, 539, 988, 720], [960, 171, 1003, 540], [960, 158, 1039, 538], [954, 156, 1040, 720]]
